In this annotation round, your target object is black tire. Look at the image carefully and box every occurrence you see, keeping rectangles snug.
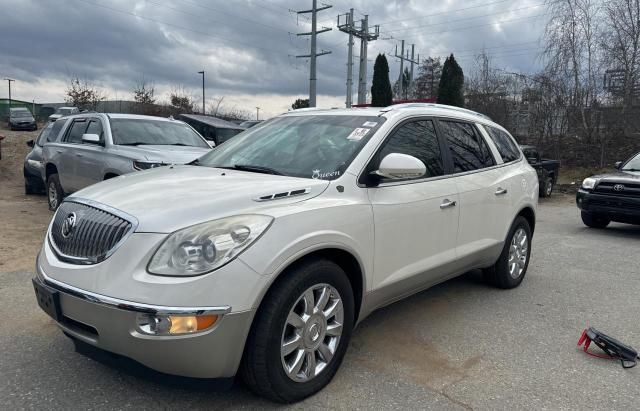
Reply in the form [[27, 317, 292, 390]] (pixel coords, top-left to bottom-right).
[[581, 211, 610, 229], [540, 177, 553, 198], [483, 216, 532, 289], [241, 259, 355, 403], [46, 173, 64, 211], [25, 179, 37, 195]]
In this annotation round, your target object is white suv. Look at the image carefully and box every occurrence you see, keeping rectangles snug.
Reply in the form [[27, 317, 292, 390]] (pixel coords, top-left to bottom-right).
[[33, 104, 538, 402]]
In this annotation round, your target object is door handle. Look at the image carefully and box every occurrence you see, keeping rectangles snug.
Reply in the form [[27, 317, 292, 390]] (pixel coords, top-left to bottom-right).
[[440, 199, 457, 209], [495, 187, 508, 195], [55, 149, 63, 153]]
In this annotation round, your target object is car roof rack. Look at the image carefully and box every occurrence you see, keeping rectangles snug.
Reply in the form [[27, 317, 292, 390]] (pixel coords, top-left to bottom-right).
[[382, 103, 492, 121]]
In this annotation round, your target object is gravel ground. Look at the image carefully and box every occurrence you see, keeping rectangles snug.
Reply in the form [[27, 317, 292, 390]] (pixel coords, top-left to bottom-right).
[[1, 127, 639, 410]]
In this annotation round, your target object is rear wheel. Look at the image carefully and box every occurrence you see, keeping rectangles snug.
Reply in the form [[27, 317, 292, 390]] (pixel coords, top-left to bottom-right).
[[47, 174, 64, 211], [483, 216, 532, 289], [241, 259, 354, 403], [581, 211, 610, 229], [541, 177, 553, 197]]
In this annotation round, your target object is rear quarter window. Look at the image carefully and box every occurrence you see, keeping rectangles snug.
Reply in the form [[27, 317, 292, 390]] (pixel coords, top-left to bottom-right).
[[485, 126, 521, 163]]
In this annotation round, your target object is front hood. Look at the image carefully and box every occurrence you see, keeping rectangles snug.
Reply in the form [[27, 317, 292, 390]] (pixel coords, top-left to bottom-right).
[[592, 171, 640, 183], [112, 145, 211, 164], [70, 165, 329, 232]]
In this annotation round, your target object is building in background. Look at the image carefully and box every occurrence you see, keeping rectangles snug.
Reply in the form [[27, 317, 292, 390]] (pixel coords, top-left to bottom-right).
[[0, 99, 43, 121]]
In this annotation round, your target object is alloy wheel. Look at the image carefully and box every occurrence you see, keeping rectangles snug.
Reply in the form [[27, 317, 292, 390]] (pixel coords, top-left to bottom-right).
[[508, 228, 528, 279], [280, 283, 344, 383]]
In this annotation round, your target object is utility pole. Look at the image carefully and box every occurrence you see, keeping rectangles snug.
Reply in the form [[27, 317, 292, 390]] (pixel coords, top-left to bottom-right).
[[356, 15, 379, 105], [5, 78, 15, 115], [337, 9, 355, 107], [255, 107, 260, 120], [296, 0, 332, 107], [198, 71, 205, 114], [394, 42, 419, 99]]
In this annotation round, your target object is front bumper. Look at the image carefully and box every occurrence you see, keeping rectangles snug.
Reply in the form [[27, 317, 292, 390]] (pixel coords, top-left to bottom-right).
[[11, 122, 36, 130], [33, 266, 254, 378], [576, 189, 640, 222]]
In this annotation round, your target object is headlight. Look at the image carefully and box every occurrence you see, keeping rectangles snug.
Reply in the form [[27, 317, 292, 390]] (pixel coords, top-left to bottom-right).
[[133, 161, 167, 170], [582, 177, 597, 190], [148, 215, 273, 276], [27, 159, 42, 168]]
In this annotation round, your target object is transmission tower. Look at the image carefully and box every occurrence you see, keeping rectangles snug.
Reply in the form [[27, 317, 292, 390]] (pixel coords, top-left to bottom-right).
[[394, 40, 419, 99], [338, 11, 379, 106], [296, 0, 332, 107]]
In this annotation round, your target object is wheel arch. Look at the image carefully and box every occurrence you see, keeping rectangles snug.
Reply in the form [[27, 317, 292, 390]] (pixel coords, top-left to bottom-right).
[[516, 206, 536, 234], [253, 246, 366, 326], [45, 162, 58, 179]]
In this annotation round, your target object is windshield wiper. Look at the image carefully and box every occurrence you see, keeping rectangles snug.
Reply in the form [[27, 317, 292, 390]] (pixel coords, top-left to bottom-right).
[[230, 164, 283, 175], [622, 169, 640, 171]]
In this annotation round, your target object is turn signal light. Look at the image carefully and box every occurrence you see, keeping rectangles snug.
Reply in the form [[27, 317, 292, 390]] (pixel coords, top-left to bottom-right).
[[136, 313, 219, 335]]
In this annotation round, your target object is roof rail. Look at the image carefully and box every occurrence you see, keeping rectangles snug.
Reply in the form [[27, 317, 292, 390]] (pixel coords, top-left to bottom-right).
[[383, 103, 492, 121]]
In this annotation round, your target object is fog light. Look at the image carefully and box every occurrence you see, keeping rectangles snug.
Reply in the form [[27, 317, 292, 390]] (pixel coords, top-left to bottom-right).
[[137, 313, 219, 335]]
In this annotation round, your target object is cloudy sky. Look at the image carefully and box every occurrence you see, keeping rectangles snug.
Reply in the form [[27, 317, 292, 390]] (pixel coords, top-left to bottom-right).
[[1, 0, 548, 118]]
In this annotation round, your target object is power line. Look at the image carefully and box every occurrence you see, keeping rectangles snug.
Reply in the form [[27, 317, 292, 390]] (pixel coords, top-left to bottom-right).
[[377, 0, 513, 26], [72, 0, 288, 55], [383, 2, 550, 35]]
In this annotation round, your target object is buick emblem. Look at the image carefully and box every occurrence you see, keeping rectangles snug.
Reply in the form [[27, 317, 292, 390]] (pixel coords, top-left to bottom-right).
[[61, 212, 77, 238], [613, 184, 625, 192]]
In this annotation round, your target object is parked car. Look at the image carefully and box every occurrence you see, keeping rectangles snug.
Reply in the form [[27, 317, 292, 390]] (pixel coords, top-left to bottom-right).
[[521, 145, 560, 197], [41, 113, 212, 210], [8, 107, 37, 131], [576, 151, 640, 228], [239, 120, 264, 128], [48, 106, 79, 122], [33, 104, 538, 403], [24, 119, 69, 194]]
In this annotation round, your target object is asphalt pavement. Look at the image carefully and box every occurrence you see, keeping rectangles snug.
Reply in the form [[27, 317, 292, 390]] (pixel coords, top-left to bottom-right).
[[1, 199, 639, 410]]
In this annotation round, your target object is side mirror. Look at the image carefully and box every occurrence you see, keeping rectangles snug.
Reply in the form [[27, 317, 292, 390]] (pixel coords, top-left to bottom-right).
[[26, 140, 35, 148], [372, 153, 426, 180], [614, 161, 623, 170], [82, 133, 101, 145], [527, 157, 537, 164]]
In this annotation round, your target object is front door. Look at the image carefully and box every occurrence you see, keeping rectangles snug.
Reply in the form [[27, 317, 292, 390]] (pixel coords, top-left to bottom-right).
[[367, 119, 459, 304], [74, 118, 106, 189]]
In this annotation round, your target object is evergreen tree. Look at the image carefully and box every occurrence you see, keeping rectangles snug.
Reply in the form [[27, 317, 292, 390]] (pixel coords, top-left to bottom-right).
[[415, 56, 443, 99], [371, 54, 393, 107], [437, 54, 464, 107], [291, 98, 310, 109]]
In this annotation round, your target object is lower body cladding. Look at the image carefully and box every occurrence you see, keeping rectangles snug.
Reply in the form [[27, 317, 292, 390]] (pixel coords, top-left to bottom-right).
[[33, 267, 254, 379], [576, 189, 640, 224]]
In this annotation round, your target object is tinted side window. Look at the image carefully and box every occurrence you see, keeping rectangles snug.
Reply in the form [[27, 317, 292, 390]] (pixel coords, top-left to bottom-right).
[[48, 119, 68, 142], [485, 126, 520, 163], [378, 120, 444, 179], [65, 120, 88, 144], [36, 125, 53, 147], [439, 121, 495, 172], [85, 120, 104, 142]]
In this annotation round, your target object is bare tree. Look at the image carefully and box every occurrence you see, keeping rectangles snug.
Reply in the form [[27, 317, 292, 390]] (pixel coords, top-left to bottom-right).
[[415, 56, 442, 100], [207, 96, 225, 116], [168, 85, 194, 113], [601, 0, 640, 109], [65, 77, 105, 111]]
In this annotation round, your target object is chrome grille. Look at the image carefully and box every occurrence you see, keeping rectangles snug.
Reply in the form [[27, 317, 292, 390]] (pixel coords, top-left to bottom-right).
[[49, 200, 135, 264]]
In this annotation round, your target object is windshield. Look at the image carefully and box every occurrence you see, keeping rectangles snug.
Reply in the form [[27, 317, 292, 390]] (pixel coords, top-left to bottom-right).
[[12, 111, 32, 118], [196, 115, 385, 180], [622, 153, 640, 171], [110, 118, 210, 148]]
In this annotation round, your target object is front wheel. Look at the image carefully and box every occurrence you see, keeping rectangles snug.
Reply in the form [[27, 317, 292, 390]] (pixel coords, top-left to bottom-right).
[[483, 216, 532, 289], [581, 211, 610, 229], [241, 259, 354, 403]]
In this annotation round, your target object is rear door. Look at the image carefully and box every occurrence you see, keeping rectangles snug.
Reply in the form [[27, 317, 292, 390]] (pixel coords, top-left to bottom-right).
[[74, 118, 107, 189], [437, 119, 510, 267], [58, 118, 89, 192], [367, 118, 459, 302]]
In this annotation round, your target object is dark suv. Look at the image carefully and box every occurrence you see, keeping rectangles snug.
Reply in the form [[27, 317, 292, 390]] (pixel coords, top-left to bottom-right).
[[576, 152, 640, 228]]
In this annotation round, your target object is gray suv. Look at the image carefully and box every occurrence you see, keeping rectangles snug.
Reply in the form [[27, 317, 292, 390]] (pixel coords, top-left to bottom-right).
[[42, 113, 212, 210]]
